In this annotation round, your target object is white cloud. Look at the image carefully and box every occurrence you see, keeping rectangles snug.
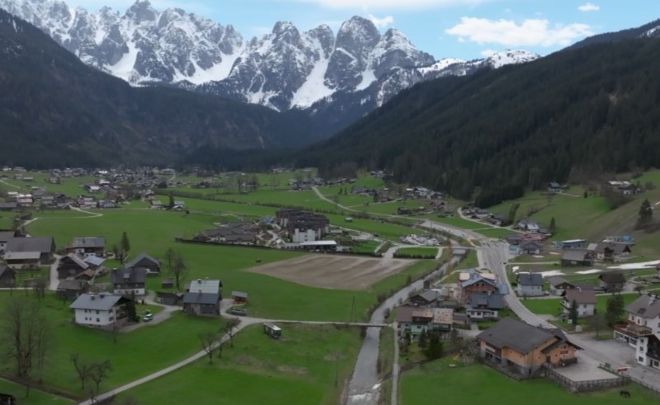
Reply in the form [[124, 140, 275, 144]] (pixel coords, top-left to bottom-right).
[[368, 14, 395, 29], [578, 2, 600, 12], [480, 49, 496, 57], [446, 17, 592, 47], [294, 0, 486, 10]]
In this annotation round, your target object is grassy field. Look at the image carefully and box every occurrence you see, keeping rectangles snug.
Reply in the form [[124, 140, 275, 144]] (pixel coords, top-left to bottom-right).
[[456, 250, 478, 270], [27, 208, 441, 322], [117, 324, 362, 405], [0, 293, 219, 398], [433, 216, 488, 230], [400, 358, 659, 405], [0, 378, 73, 404], [394, 247, 438, 259], [521, 293, 640, 317]]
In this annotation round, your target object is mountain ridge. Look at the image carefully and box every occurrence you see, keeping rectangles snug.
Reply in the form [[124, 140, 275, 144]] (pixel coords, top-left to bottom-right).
[[0, 0, 538, 130], [0, 8, 311, 168]]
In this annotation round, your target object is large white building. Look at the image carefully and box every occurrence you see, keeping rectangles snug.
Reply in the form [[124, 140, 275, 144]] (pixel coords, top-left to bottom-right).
[[70, 293, 130, 327], [614, 294, 660, 370]]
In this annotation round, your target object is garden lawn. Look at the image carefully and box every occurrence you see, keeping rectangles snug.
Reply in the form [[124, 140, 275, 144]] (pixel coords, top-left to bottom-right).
[[395, 247, 438, 259], [117, 324, 362, 405], [521, 293, 640, 316], [0, 378, 73, 404], [400, 359, 659, 405], [433, 216, 487, 230]]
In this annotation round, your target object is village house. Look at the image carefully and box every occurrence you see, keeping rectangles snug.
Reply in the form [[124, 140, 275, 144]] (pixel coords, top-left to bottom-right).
[[613, 294, 660, 370], [396, 306, 454, 340], [408, 290, 442, 307], [515, 219, 540, 233], [591, 243, 632, 262], [557, 239, 588, 250], [183, 279, 222, 316], [276, 209, 330, 243], [561, 289, 596, 318], [607, 180, 639, 196], [70, 293, 132, 328], [560, 249, 594, 267], [547, 276, 575, 296], [478, 318, 579, 377], [232, 291, 248, 304], [58, 253, 91, 279], [0, 264, 16, 288], [124, 253, 161, 275], [3, 236, 55, 268], [516, 273, 544, 297], [111, 268, 147, 296], [598, 272, 626, 293], [56, 279, 88, 301], [465, 293, 505, 320], [459, 269, 504, 303], [66, 237, 105, 258], [519, 241, 543, 256]]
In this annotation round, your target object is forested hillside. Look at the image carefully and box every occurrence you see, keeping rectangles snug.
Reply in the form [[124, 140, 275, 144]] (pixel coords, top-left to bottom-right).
[[0, 9, 311, 168], [298, 38, 660, 206]]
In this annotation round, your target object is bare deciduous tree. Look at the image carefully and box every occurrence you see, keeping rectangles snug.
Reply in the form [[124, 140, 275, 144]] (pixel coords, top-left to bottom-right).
[[171, 253, 188, 291], [224, 318, 241, 348], [1, 297, 50, 396], [88, 360, 112, 399], [199, 332, 218, 364]]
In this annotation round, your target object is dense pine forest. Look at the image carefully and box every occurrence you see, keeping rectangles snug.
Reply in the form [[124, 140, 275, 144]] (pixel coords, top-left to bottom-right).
[[298, 38, 660, 206]]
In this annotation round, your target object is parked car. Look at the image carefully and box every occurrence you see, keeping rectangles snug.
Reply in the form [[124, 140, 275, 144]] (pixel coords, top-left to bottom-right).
[[143, 312, 154, 322], [228, 307, 247, 316]]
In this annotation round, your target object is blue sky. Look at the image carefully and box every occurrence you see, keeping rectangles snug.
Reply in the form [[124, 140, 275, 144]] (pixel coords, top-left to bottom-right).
[[68, 0, 660, 60]]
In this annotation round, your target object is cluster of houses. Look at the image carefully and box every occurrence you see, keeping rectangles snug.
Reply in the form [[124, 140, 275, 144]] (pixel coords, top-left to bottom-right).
[[555, 237, 634, 266], [395, 268, 509, 341], [276, 209, 330, 244]]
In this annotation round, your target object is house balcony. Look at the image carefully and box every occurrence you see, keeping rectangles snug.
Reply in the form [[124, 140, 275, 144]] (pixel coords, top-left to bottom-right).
[[614, 322, 652, 338]]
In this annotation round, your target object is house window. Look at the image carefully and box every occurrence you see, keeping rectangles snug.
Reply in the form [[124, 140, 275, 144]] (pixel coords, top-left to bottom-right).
[[96, 310, 100, 314], [96, 318, 100, 322]]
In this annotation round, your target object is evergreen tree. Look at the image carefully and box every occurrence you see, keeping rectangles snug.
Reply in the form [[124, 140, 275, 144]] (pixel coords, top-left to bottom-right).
[[424, 333, 444, 360], [605, 294, 625, 327], [549, 217, 557, 235], [637, 199, 653, 228]]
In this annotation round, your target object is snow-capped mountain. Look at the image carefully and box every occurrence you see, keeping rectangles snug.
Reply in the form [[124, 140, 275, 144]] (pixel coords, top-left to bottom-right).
[[0, 0, 244, 84], [0, 0, 538, 120]]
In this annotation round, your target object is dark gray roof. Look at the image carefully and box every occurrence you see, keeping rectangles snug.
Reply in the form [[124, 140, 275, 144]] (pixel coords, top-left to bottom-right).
[[563, 289, 596, 305], [477, 318, 555, 354], [561, 249, 590, 261], [547, 276, 572, 287], [468, 293, 505, 309], [183, 292, 220, 305], [517, 272, 543, 286], [232, 291, 248, 298], [111, 268, 146, 285], [70, 294, 125, 310], [6, 236, 54, 254], [71, 237, 105, 249], [626, 295, 660, 319], [125, 253, 160, 269], [412, 290, 441, 303]]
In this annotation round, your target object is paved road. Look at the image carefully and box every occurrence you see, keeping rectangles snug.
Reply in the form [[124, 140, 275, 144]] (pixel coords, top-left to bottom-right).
[[48, 255, 61, 291], [121, 293, 181, 333]]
